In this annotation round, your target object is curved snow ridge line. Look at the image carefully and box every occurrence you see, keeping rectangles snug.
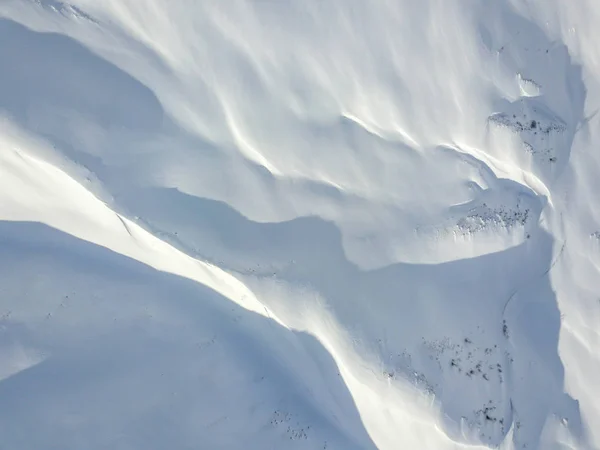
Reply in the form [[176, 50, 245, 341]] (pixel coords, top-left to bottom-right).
[[341, 112, 420, 148], [213, 85, 284, 176], [12, 144, 487, 449], [108, 214, 288, 329], [0, 145, 532, 450], [444, 143, 553, 207], [0, 143, 285, 329], [2, 132, 491, 448]]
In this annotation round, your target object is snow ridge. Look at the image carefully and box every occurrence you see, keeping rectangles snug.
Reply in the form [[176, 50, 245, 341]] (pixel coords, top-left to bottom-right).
[[1, 1, 600, 449]]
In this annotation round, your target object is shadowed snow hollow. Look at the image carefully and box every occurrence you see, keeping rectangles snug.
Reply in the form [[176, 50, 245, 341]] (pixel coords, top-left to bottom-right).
[[1, 1, 599, 449]]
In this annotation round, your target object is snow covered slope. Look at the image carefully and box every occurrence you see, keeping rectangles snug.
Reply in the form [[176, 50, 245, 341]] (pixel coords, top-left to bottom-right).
[[1, 1, 599, 448]]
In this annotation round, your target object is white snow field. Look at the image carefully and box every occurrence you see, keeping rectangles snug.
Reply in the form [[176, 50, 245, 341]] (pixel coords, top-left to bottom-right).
[[1, 0, 599, 448]]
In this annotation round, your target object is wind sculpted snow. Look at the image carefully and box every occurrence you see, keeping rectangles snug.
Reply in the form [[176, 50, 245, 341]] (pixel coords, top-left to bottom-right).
[[1, 1, 599, 449]]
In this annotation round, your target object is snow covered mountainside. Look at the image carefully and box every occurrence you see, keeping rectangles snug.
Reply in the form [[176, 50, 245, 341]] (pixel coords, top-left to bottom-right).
[[1, 0, 599, 448]]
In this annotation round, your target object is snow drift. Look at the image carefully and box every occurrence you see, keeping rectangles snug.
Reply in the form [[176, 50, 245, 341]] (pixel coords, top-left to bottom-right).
[[1, 1, 599, 449]]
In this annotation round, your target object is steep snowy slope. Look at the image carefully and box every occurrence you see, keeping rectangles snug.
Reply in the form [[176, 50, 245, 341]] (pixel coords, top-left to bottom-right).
[[1, 1, 599, 449]]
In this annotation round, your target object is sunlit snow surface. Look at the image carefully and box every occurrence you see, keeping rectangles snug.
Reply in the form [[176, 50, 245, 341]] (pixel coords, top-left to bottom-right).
[[1, 1, 599, 449]]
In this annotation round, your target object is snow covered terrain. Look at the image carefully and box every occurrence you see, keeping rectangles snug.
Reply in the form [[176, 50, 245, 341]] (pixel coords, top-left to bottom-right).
[[1, 0, 599, 448]]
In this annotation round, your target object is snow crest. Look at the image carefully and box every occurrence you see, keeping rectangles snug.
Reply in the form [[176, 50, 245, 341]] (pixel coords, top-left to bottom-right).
[[1, 1, 599, 449]]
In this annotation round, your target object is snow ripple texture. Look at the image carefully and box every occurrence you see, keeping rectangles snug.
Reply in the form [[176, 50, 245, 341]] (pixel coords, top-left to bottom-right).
[[0, 1, 599, 449]]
